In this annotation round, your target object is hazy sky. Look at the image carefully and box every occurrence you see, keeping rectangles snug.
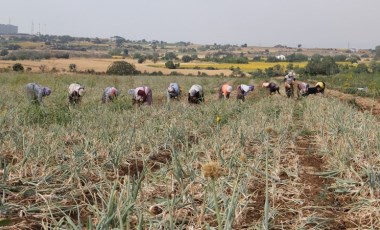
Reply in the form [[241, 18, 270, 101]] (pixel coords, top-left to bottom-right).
[[2, 0, 380, 49]]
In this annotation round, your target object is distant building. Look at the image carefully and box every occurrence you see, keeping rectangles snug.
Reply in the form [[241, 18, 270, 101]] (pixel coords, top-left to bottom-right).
[[0, 24, 18, 35], [276, 55, 286, 60], [349, 48, 358, 53]]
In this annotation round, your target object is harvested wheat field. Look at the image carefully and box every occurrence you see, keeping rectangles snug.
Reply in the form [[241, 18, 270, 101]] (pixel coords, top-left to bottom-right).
[[0, 73, 379, 229]]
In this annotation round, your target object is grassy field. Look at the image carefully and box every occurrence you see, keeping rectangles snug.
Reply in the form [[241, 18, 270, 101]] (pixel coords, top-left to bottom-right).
[[0, 73, 379, 229]]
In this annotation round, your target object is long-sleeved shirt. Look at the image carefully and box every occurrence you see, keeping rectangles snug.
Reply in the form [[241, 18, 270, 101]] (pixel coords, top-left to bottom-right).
[[68, 83, 85, 96], [26, 83, 51, 104], [239, 84, 254, 96], [221, 84, 232, 98], [189, 84, 203, 96], [102, 87, 119, 103], [188, 84, 204, 103], [133, 86, 152, 105], [284, 75, 296, 84], [297, 82, 309, 95], [167, 83, 180, 97]]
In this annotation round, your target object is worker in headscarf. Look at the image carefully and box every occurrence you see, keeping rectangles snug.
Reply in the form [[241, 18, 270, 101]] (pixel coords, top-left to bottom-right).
[[68, 83, 85, 104], [128, 86, 153, 105], [219, 83, 233, 99], [298, 81, 326, 97], [296, 82, 309, 98], [284, 71, 296, 98], [167, 82, 181, 101], [262, 82, 280, 95], [102, 86, 119, 103], [188, 84, 204, 104], [236, 84, 254, 101], [26, 83, 51, 105], [315, 82, 326, 94]]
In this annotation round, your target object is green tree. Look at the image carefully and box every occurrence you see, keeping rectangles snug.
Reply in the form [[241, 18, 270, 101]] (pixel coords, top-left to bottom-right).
[[163, 52, 178, 61], [181, 55, 192, 63], [123, 49, 129, 56], [311, 54, 323, 62], [286, 53, 308, 62], [266, 56, 278, 62], [354, 63, 369, 74], [305, 55, 339, 75], [369, 60, 380, 73], [347, 55, 361, 63], [0, 49, 8, 56], [115, 37, 125, 47], [165, 61, 178, 69], [321, 56, 339, 75], [133, 53, 144, 59], [93, 37, 102, 44], [12, 63, 24, 72], [253, 56, 261, 61], [69, 64, 77, 72], [137, 56, 146, 64], [106, 61, 139, 75], [333, 54, 348, 62], [191, 54, 198, 60]]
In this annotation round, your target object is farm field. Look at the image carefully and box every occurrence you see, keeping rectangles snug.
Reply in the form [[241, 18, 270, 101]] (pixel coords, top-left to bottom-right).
[[0, 73, 380, 229], [0, 58, 232, 76], [150, 61, 309, 72]]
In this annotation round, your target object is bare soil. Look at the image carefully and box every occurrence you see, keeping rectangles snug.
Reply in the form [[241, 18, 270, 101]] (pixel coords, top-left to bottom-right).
[[326, 89, 380, 116]]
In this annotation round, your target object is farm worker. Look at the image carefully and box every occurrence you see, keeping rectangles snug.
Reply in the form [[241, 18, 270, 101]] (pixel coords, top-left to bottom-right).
[[315, 82, 326, 94], [188, 84, 204, 104], [306, 81, 326, 95], [236, 84, 254, 101], [296, 82, 309, 98], [128, 86, 153, 105], [102, 87, 119, 103], [284, 71, 296, 97], [219, 83, 233, 99], [25, 83, 51, 105], [68, 83, 85, 104], [262, 82, 280, 95], [167, 83, 181, 101]]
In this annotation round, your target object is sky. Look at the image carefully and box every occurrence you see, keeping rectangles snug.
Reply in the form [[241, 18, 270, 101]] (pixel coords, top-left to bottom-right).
[[2, 0, 380, 49]]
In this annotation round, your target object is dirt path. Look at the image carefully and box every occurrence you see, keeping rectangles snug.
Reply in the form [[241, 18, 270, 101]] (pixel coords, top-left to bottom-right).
[[326, 89, 380, 116], [273, 101, 351, 229], [294, 136, 346, 229]]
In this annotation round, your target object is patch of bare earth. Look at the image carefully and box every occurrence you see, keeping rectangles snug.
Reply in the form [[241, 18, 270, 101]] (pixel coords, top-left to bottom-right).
[[273, 99, 357, 229], [295, 136, 348, 229], [327, 89, 380, 116]]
